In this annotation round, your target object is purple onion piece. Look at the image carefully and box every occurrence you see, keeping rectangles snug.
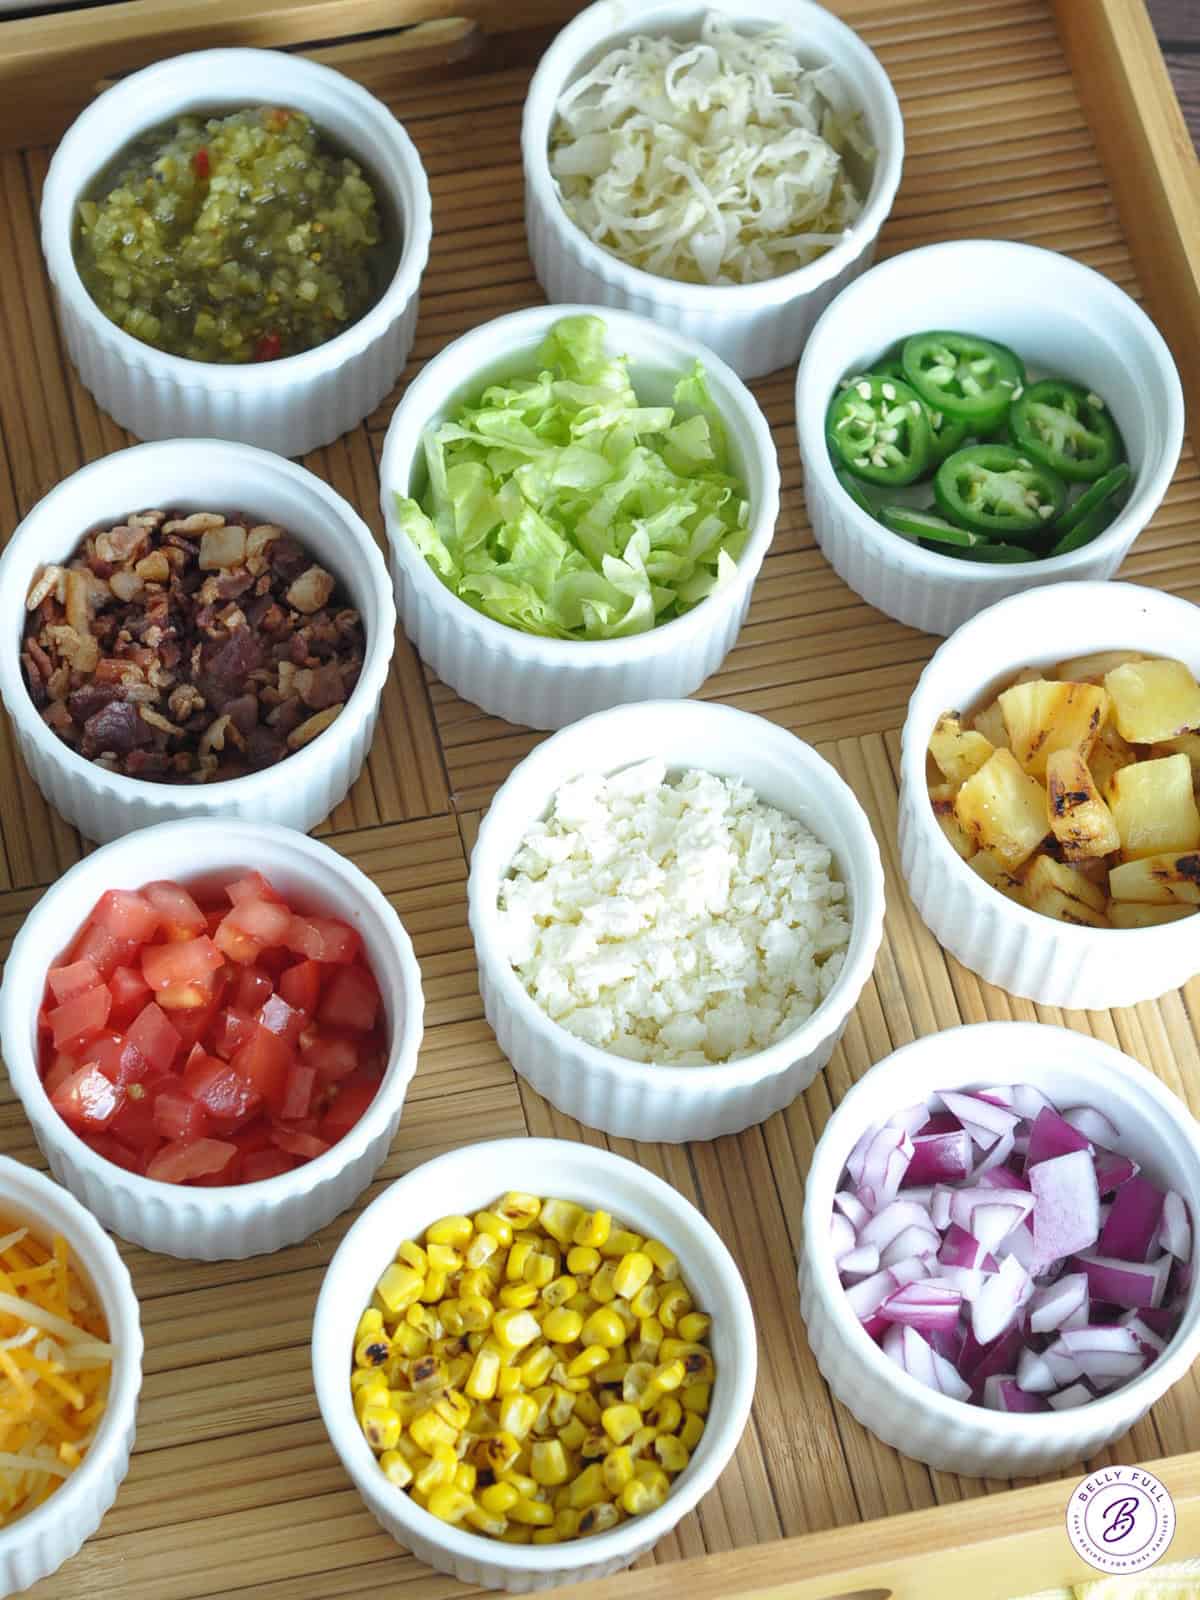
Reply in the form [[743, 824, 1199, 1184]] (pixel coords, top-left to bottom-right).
[[878, 1282, 962, 1333], [939, 1091, 1021, 1151], [1048, 1381, 1094, 1410], [984, 1375, 1049, 1413], [831, 1212, 857, 1263], [1029, 1272, 1089, 1334], [1063, 1105, 1121, 1147], [1160, 1191, 1192, 1262], [971, 1255, 1032, 1346], [1030, 1149, 1101, 1266], [1098, 1174, 1165, 1263], [906, 1130, 973, 1187], [860, 1199, 939, 1254], [1093, 1148, 1140, 1196], [833, 1190, 870, 1231], [1025, 1106, 1091, 1170], [839, 1245, 881, 1280], [1074, 1252, 1173, 1311]]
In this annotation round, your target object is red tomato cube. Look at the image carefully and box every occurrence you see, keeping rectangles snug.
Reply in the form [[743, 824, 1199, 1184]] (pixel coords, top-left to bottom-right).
[[79, 1032, 147, 1087], [153, 1084, 210, 1143], [47, 985, 112, 1053], [43, 1053, 79, 1098], [141, 936, 223, 992], [226, 872, 284, 906], [279, 1062, 316, 1121], [213, 918, 263, 965], [278, 960, 322, 1014], [318, 965, 380, 1032], [183, 1050, 262, 1126], [211, 1008, 255, 1061], [231, 1024, 292, 1112], [143, 881, 207, 939], [285, 916, 359, 965], [301, 1034, 358, 1081], [92, 889, 159, 943], [235, 967, 274, 1014], [319, 1072, 379, 1142], [269, 1125, 329, 1161], [225, 898, 292, 947], [145, 1137, 238, 1184], [49, 1064, 122, 1132], [108, 965, 152, 1028], [109, 1081, 166, 1154], [67, 923, 139, 982], [258, 993, 305, 1048], [47, 960, 102, 1005], [126, 1002, 183, 1074], [81, 1133, 142, 1173], [242, 1149, 297, 1183]]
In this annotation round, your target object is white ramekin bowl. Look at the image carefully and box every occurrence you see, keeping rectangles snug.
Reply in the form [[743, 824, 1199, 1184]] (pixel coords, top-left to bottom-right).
[[467, 699, 885, 1141], [41, 49, 431, 456], [795, 240, 1185, 636], [313, 1136, 756, 1592], [0, 818, 424, 1259], [799, 1022, 1200, 1479], [898, 580, 1200, 1009], [380, 304, 781, 731], [0, 438, 396, 845], [0, 1155, 142, 1595], [521, 0, 903, 381]]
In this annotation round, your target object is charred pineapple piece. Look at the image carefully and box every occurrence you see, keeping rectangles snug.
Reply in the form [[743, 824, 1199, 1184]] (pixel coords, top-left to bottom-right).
[[1106, 753, 1200, 861], [929, 782, 974, 859], [1057, 650, 1144, 685], [1045, 749, 1121, 860], [1162, 733, 1200, 785], [1020, 855, 1110, 927], [1107, 901, 1197, 929], [929, 713, 994, 786], [1105, 658, 1200, 745], [954, 750, 1049, 868], [967, 851, 1028, 904], [1089, 720, 1138, 794], [971, 698, 1010, 751], [1108, 850, 1200, 906], [998, 679, 1109, 780]]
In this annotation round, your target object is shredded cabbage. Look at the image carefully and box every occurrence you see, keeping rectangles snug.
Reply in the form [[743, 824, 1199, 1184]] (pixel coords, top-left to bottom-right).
[[393, 315, 750, 641], [549, 11, 874, 287]]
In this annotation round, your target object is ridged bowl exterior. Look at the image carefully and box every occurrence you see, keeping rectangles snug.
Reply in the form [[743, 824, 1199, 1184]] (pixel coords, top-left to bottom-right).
[[0, 1158, 142, 1593], [0, 820, 425, 1260], [41, 50, 431, 456], [520, 1, 904, 381], [0, 440, 396, 845], [313, 1140, 757, 1590], [380, 306, 781, 731], [467, 700, 885, 1142], [897, 581, 1200, 1008], [798, 1023, 1200, 1478], [795, 240, 1184, 636]]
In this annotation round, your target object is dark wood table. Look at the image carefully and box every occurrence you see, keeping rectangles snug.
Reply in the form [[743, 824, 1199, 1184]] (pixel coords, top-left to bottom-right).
[[1150, 0, 1200, 146]]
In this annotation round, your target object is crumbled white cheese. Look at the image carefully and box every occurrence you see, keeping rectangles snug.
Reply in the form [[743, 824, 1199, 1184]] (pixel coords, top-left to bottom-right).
[[498, 759, 852, 1066]]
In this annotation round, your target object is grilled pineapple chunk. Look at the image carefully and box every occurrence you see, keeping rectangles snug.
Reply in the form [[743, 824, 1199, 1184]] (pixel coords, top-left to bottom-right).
[[1045, 749, 1121, 859], [1162, 733, 1200, 784], [1108, 902, 1197, 929], [1021, 855, 1109, 927], [1108, 851, 1200, 906], [1105, 658, 1200, 744], [1057, 650, 1144, 685], [1089, 720, 1138, 794], [998, 679, 1109, 780], [929, 713, 994, 786], [971, 699, 1010, 751], [929, 782, 974, 859], [1105, 753, 1200, 861], [967, 851, 1027, 904], [954, 749, 1049, 868]]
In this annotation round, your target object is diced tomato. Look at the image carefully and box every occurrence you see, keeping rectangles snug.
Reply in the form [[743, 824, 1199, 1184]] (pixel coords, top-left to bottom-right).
[[108, 965, 152, 1028], [156, 981, 213, 1012], [225, 898, 291, 947], [47, 960, 102, 1005], [169, 999, 221, 1054], [278, 1062, 315, 1121], [50, 1064, 122, 1132], [318, 965, 380, 1032], [184, 1050, 262, 1126], [192, 146, 210, 180], [253, 332, 282, 363], [79, 1032, 147, 1088], [92, 889, 159, 943], [152, 1084, 210, 1143], [302, 1034, 357, 1081], [319, 1072, 379, 1143], [285, 916, 359, 965], [145, 1138, 237, 1184], [269, 1124, 329, 1161], [242, 1148, 297, 1183], [257, 993, 305, 1049], [212, 1008, 255, 1061], [235, 967, 274, 1013], [109, 1079, 166, 1154], [43, 1053, 79, 1098], [81, 1133, 141, 1173], [142, 880, 207, 939], [141, 936, 223, 992], [278, 960, 322, 1014], [231, 1024, 292, 1113], [204, 908, 225, 937], [213, 918, 263, 965], [47, 985, 112, 1053], [126, 1002, 182, 1074], [231, 1122, 275, 1158], [226, 872, 284, 907], [68, 923, 139, 981]]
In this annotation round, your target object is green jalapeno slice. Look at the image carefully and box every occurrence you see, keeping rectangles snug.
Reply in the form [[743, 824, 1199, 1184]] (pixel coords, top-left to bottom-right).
[[1008, 379, 1123, 482], [934, 444, 1067, 538], [826, 374, 932, 486], [901, 331, 1025, 429]]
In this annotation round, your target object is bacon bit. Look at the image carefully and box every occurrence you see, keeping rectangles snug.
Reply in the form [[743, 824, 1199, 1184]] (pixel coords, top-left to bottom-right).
[[253, 332, 282, 362]]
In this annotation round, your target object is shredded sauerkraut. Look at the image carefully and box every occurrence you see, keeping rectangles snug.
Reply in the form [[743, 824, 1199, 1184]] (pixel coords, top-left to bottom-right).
[[550, 12, 874, 287]]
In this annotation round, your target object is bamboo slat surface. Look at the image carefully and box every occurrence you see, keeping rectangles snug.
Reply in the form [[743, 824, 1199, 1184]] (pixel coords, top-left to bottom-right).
[[0, 0, 1198, 1595]]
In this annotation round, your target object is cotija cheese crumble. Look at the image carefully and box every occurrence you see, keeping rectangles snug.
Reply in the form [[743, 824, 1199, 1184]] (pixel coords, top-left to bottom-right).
[[497, 760, 852, 1065]]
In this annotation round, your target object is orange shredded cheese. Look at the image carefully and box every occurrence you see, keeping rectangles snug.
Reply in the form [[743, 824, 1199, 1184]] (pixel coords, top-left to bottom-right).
[[0, 1221, 112, 1525]]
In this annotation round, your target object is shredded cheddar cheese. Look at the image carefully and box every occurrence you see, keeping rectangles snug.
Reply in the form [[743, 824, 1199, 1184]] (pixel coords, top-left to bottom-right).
[[0, 1221, 112, 1525]]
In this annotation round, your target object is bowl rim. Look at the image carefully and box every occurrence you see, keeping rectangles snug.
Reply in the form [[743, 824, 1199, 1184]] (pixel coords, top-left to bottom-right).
[[0, 437, 397, 809], [312, 1135, 758, 1574], [898, 579, 1200, 954], [40, 46, 433, 386], [380, 302, 782, 665], [802, 1020, 1200, 1434], [794, 238, 1186, 584], [0, 818, 425, 1212], [467, 697, 887, 1091], [0, 1154, 142, 1560], [520, 0, 905, 306]]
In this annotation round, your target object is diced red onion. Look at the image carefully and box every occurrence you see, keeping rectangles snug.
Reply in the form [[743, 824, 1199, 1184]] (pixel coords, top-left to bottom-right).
[[1056, 1326, 1145, 1386], [938, 1223, 997, 1273], [931, 1266, 985, 1301], [1074, 1252, 1173, 1311], [971, 1255, 1031, 1346], [1029, 1272, 1089, 1334], [1026, 1106, 1092, 1169], [972, 1129, 1016, 1180], [1093, 1149, 1139, 1196], [1098, 1174, 1165, 1263], [839, 1245, 881, 1280], [1010, 1084, 1054, 1122], [878, 1282, 962, 1333], [1015, 1347, 1057, 1393], [962, 1325, 1024, 1388], [845, 1269, 895, 1319], [833, 1190, 870, 1231], [860, 1200, 938, 1254], [1064, 1105, 1121, 1147], [984, 1375, 1049, 1413], [963, 1200, 1036, 1255], [978, 1165, 1030, 1194], [1160, 1191, 1192, 1262], [1120, 1312, 1167, 1357], [847, 1123, 884, 1186], [831, 1212, 857, 1263], [906, 1130, 973, 1187], [1048, 1382, 1093, 1410], [1042, 1344, 1083, 1386], [880, 1225, 940, 1269], [887, 1255, 931, 1287], [1029, 1149, 1100, 1266], [930, 1188, 952, 1231], [940, 1091, 1021, 1151], [930, 1344, 971, 1402], [891, 1103, 938, 1138]]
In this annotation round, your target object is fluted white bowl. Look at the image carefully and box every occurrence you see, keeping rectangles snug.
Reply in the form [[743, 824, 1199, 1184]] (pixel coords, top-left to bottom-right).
[[0, 438, 396, 844], [41, 48, 431, 456], [313, 1137, 756, 1591], [795, 240, 1185, 635], [0, 1156, 141, 1595], [799, 1022, 1200, 1479], [380, 305, 780, 730], [0, 819, 423, 1258], [522, 0, 903, 380], [467, 699, 885, 1141], [898, 580, 1200, 1008]]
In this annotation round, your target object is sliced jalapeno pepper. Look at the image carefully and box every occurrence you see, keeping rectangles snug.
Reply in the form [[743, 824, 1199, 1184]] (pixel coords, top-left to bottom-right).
[[826, 374, 932, 486], [1054, 462, 1132, 537], [1048, 496, 1122, 557], [1009, 379, 1123, 482], [902, 331, 1025, 429], [934, 444, 1067, 538], [835, 466, 878, 515], [880, 506, 984, 546], [869, 351, 906, 381]]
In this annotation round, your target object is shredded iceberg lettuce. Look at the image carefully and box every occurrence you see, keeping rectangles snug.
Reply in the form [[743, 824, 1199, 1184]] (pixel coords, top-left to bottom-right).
[[394, 315, 750, 641], [549, 11, 874, 287]]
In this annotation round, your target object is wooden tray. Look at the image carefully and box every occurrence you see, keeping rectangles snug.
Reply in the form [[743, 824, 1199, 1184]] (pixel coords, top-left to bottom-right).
[[2, 1, 1200, 1595]]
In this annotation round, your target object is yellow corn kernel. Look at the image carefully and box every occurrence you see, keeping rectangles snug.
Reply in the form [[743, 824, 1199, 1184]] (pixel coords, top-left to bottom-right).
[[573, 1209, 611, 1249], [539, 1199, 586, 1247], [531, 1384, 556, 1433], [496, 1192, 541, 1229], [531, 1528, 560, 1545], [680, 1346, 714, 1383], [644, 1239, 678, 1280], [567, 1345, 608, 1379], [574, 1390, 602, 1426], [410, 1355, 448, 1393], [455, 1462, 477, 1493], [356, 1307, 384, 1341], [530, 1439, 569, 1486], [629, 1283, 659, 1320], [680, 1411, 705, 1452], [446, 1354, 473, 1390], [480, 1480, 520, 1515], [398, 1238, 428, 1274], [500, 1525, 532, 1545], [499, 1282, 540, 1310], [427, 1214, 474, 1248], [493, 1308, 540, 1352], [657, 1286, 691, 1331], [565, 1291, 597, 1315], [568, 1463, 607, 1511], [580, 1427, 607, 1459], [506, 1237, 534, 1282], [602, 1446, 635, 1496], [645, 1359, 686, 1401], [360, 1403, 401, 1452], [654, 1434, 690, 1473], [352, 1365, 388, 1396], [682, 1381, 711, 1415], [466, 1232, 500, 1269], [471, 1431, 521, 1475], [553, 1507, 581, 1540], [637, 1316, 664, 1353], [458, 1294, 493, 1333], [433, 1389, 471, 1432], [622, 1362, 654, 1406], [418, 1269, 448, 1305], [542, 1307, 584, 1345], [676, 1311, 711, 1343], [392, 1324, 427, 1360], [498, 1392, 540, 1439], [377, 1262, 425, 1315], [466, 1504, 509, 1538], [394, 1435, 426, 1466], [496, 1366, 523, 1398], [474, 1210, 514, 1248], [601, 1403, 641, 1444], [524, 1251, 556, 1289], [590, 1262, 618, 1304], [520, 1343, 556, 1389], [621, 1473, 668, 1516], [592, 1357, 629, 1386], [567, 1246, 601, 1277], [439, 1300, 466, 1337], [578, 1500, 620, 1536], [541, 1275, 578, 1312], [558, 1414, 588, 1452], [612, 1252, 654, 1301], [601, 1228, 643, 1260], [549, 1386, 577, 1429], [378, 1448, 414, 1488], [460, 1267, 498, 1300], [424, 1241, 462, 1274], [426, 1484, 474, 1524], [502, 1470, 538, 1499], [355, 1330, 391, 1368], [578, 1307, 624, 1350], [410, 1409, 458, 1454], [630, 1425, 658, 1457], [466, 1346, 502, 1401], [415, 1442, 459, 1494], [650, 1396, 682, 1434]]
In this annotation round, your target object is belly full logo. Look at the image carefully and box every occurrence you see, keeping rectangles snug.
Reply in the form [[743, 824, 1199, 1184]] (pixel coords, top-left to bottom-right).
[[1066, 1466, 1176, 1576]]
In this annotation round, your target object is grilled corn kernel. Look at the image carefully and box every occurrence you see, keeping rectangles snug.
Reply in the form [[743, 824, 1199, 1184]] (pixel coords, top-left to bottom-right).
[[502, 1470, 538, 1499], [410, 1355, 448, 1393], [578, 1500, 620, 1536], [505, 1237, 534, 1282], [524, 1251, 556, 1289], [530, 1439, 569, 1486], [426, 1214, 473, 1248], [539, 1198, 585, 1247], [531, 1528, 559, 1545], [498, 1392, 539, 1439], [553, 1507, 581, 1540], [440, 1300, 466, 1337], [629, 1283, 659, 1319], [427, 1484, 474, 1524], [558, 1414, 588, 1452], [580, 1308, 626, 1350], [500, 1525, 532, 1544], [680, 1411, 705, 1452], [567, 1246, 601, 1277], [455, 1462, 477, 1493], [410, 1409, 458, 1454], [645, 1359, 686, 1401], [612, 1252, 654, 1301], [567, 1345, 608, 1379], [520, 1343, 556, 1389], [631, 1424, 658, 1457], [644, 1239, 678, 1279], [418, 1269, 448, 1305], [650, 1396, 682, 1434], [479, 1481, 520, 1515], [433, 1389, 471, 1431], [355, 1331, 391, 1368], [466, 1505, 509, 1537], [548, 1386, 577, 1428], [474, 1209, 514, 1247], [580, 1427, 607, 1459], [655, 1434, 690, 1473], [415, 1442, 458, 1495], [601, 1228, 643, 1260], [602, 1445, 635, 1495], [573, 1209, 611, 1248], [352, 1366, 388, 1397], [593, 1357, 629, 1386], [466, 1347, 502, 1401], [425, 1242, 462, 1274], [499, 1282, 540, 1310], [682, 1381, 711, 1415], [458, 1294, 492, 1333], [497, 1192, 541, 1228], [356, 1308, 384, 1340], [621, 1474, 668, 1516], [568, 1463, 607, 1510], [510, 1496, 554, 1527], [392, 1324, 426, 1360], [542, 1307, 583, 1344], [564, 1291, 596, 1315], [590, 1262, 618, 1304], [460, 1267, 498, 1300], [376, 1262, 424, 1314], [657, 1286, 691, 1330], [638, 1316, 664, 1353], [541, 1274, 578, 1310], [360, 1403, 401, 1452], [622, 1362, 654, 1406], [472, 1431, 520, 1475], [493, 1308, 540, 1352], [378, 1449, 414, 1488], [466, 1232, 499, 1269], [601, 1403, 642, 1444], [677, 1311, 712, 1343], [574, 1390, 602, 1426]]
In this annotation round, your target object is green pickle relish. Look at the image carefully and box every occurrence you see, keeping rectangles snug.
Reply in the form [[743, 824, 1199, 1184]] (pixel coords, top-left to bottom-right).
[[74, 106, 394, 364]]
